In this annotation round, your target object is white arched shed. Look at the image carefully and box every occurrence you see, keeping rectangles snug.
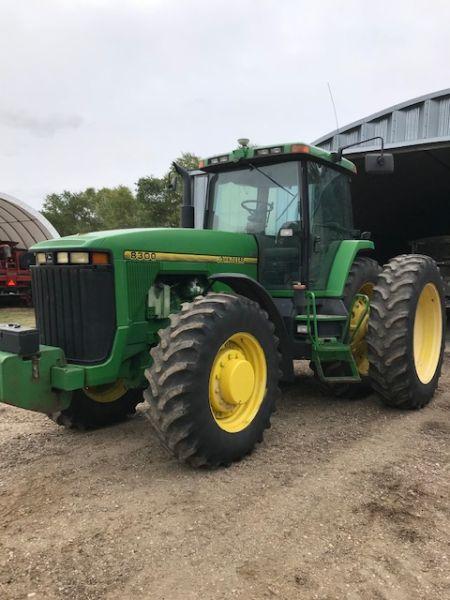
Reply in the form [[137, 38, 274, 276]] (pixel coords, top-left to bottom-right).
[[0, 192, 58, 247]]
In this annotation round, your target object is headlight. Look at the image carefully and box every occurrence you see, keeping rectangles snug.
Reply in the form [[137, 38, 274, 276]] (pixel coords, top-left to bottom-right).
[[56, 252, 69, 264], [70, 252, 89, 264], [36, 252, 46, 264]]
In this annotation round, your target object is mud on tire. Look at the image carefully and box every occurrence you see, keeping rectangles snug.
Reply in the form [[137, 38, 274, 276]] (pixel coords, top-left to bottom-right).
[[144, 292, 281, 467], [367, 254, 445, 409]]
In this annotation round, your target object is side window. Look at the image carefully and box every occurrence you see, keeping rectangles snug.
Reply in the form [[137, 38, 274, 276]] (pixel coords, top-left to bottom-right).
[[308, 164, 352, 232], [193, 175, 207, 229], [256, 163, 302, 290], [265, 185, 300, 236], [307, 162, 354, 289]]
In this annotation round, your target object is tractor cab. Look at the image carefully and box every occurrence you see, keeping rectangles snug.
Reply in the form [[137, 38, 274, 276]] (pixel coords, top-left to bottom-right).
[[189, 141, 358, 293], [178, 142, 375, 385]]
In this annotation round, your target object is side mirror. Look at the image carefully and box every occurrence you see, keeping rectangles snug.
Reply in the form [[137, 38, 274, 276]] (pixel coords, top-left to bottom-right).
[[365, 153, 394, 174]]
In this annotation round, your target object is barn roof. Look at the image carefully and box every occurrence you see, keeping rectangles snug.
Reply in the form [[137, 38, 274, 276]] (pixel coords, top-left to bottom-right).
[[313, 88, 450, 155]]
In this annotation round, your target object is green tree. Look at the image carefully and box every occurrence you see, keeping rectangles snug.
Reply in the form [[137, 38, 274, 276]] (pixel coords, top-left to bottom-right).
[[173, 152, 200, 172], [41, 152, 200, 234], [95, 186, 139, 230], [136, 152, 199, 227], [41, 188, 102, 236]]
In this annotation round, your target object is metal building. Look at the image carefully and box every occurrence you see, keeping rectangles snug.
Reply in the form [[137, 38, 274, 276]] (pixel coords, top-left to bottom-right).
[[0, 191, 59, 248], [313, 88, 450, 264]]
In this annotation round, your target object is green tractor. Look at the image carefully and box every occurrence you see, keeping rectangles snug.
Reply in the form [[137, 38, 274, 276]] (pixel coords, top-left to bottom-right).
[[0, 140, 445, 467]]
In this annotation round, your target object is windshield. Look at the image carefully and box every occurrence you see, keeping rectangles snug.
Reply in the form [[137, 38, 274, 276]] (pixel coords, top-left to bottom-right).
[[207, 162, 300, 235]]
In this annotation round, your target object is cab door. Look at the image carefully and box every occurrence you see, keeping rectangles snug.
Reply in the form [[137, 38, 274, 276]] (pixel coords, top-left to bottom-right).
[[306, 161, 354, 290], [255, 162, 303, 291]]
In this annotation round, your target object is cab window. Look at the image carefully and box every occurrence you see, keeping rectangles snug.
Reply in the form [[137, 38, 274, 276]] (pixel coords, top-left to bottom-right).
[[308, 162, 354, 289]]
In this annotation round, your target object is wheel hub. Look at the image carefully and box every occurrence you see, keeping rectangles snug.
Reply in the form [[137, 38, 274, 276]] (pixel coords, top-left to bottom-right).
[[210, 349, 255, 412], [83, 379, 127, 403], [209, 332, 267, 433], [350, 282, 374, 376], [413, 282, 442, 384]]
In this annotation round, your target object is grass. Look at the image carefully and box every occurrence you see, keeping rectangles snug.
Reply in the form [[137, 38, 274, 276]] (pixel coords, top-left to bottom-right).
[[0, 306, 35, 328]]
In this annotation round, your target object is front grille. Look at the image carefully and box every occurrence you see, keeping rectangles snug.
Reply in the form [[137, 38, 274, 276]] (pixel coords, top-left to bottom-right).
[[31, 265, 116, 364]]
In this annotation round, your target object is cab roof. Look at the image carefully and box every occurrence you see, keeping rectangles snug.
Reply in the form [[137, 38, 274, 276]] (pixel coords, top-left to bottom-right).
[[199, 142, 357, 174]]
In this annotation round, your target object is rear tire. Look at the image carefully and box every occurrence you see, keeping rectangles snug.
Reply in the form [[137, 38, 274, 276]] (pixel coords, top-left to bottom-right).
[[50, 387, 143, 429], [367, 254, 445, 409], [315, 256, 381, 398], [144, 293, 281, 467]]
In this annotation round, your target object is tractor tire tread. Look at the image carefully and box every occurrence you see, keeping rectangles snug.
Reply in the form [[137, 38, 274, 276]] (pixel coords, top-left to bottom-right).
[[367, 254, 445, 410], [144, 292, 280, 467]]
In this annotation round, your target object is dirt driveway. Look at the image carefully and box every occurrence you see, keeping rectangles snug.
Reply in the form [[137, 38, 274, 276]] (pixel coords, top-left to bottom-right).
[[0, 309, 448, 600]]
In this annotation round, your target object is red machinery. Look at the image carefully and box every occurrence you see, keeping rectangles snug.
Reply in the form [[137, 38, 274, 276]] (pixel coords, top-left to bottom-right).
[[0, 241, 34, 305]]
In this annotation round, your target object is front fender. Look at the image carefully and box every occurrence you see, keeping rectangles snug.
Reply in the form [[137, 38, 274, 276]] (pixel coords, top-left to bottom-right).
[[209, 273, 294, 381], [323, 240, 375, 296]]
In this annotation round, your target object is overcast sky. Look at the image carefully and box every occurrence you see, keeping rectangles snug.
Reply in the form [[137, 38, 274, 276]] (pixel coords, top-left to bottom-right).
[[1, 0, 449, 209]]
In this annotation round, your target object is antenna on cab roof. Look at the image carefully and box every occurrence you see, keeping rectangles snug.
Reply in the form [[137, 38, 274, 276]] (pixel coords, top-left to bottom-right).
[[327, 82, 341, 152]]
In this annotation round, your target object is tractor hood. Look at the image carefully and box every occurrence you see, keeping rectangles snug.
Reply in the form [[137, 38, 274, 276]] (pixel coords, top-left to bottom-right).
[[31, 228, 259, 263]]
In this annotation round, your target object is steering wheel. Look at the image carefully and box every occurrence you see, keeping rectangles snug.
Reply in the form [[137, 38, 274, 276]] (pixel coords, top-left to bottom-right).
[[241, 200, 258, 214]]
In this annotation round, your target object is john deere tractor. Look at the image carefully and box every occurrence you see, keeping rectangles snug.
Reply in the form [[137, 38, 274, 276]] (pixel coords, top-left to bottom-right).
[[0, 140, 445, 467]]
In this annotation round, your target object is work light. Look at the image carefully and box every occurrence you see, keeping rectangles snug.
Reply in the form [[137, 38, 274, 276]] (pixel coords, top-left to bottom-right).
[[255, 146, 283, 156]]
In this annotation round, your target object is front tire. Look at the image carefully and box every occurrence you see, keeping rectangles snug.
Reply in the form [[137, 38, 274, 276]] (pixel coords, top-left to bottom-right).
[[367, 254, 445, 409], [144, 293, 281, 467], [50, 383, 143, 429]]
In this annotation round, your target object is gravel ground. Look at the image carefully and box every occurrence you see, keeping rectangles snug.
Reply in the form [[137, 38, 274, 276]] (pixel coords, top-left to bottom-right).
[[0, 308, 448, 600]]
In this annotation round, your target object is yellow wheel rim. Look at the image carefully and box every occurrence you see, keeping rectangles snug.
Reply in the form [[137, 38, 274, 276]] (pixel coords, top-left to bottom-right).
[[209, 332, 267, 433], [84, 379, 127, 403], [413, 283, 442, 384], [350, 282, 374, 376]]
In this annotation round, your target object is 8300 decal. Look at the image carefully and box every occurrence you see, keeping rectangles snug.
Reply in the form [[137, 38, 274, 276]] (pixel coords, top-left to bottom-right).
[[123, 250, 257, 264]]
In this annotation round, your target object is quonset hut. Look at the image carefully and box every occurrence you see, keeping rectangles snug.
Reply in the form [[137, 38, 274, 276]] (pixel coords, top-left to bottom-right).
[[313, 88, 450, 265], [0, 191, 58, 247]]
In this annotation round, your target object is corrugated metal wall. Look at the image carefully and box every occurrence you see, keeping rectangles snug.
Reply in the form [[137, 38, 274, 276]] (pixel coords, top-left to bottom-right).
[[314, 89, 450, 153]]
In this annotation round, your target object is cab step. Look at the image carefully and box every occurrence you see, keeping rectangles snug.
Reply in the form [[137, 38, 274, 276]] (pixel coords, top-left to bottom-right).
[[303, 290, 369, 385]]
